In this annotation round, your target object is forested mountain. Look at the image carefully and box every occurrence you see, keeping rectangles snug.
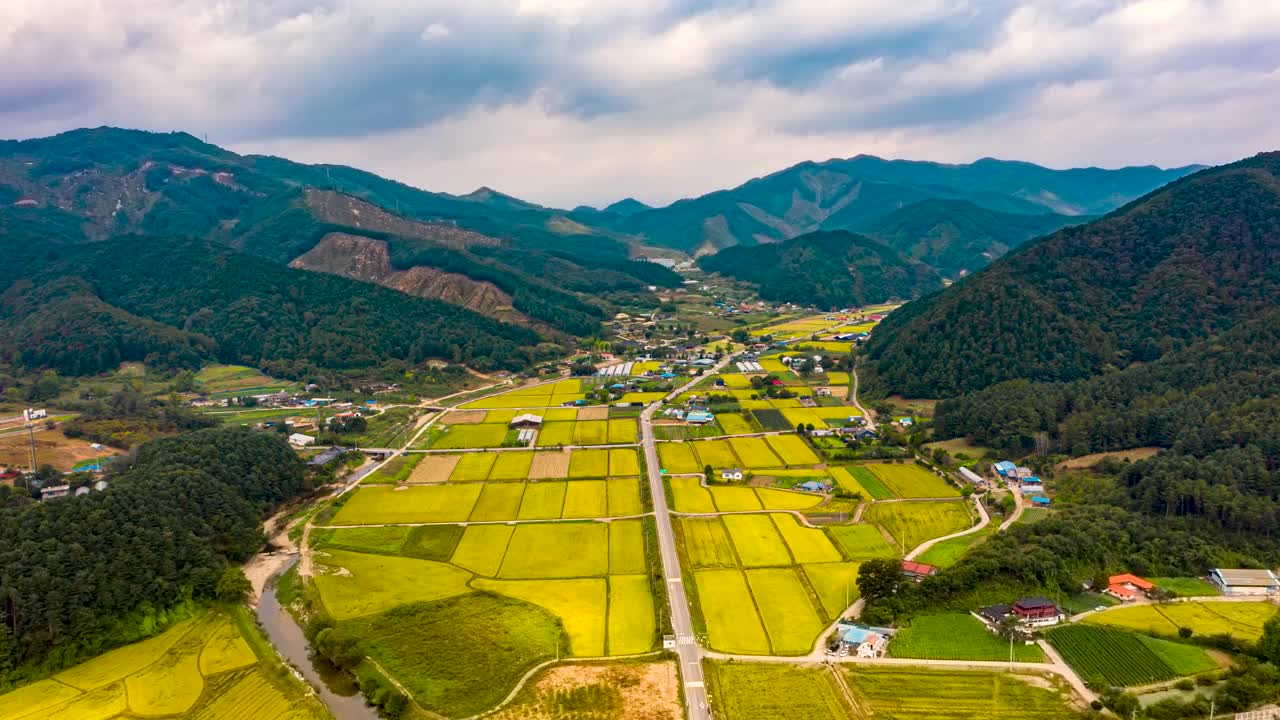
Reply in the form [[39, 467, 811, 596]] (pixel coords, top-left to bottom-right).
[[0, 127, 679, 343], [864, 153, 1280, 398], [697, 230, 943, 309], [576, 155, 1199, 254], [0, 428, 305, 684], [858, 199, 1086, 277], [0, 233, 543, 378]]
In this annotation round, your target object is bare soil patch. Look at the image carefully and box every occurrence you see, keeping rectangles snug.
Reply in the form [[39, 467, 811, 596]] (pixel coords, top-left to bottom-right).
[[0, 429, 102, 472], [577, 406, 610, 421], [443, 410, 487, 425], [1056, 447, 1162, 471], [410, 454, 461, 483], [528, 451, 572, 479], [489, 661, 681, 720]]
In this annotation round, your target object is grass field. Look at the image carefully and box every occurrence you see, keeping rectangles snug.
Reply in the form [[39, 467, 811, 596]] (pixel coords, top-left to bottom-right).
[[669, 476, 716, 513], [864, 500, 972, 551], [707, 662, 849, 719], [729, 437, 783, 468], [499, 523, 609, 578], [1048, 625, 1187, 686], [312, 525, 410, 555], [568, 449, 611, 478], [473, 578, 608, 656], [1085, 601, 1277, 641], [314, 549, 473, 619], [765, 435, 821, 465], [0, 611, 324, 720], [722, 514, 793, 567], [771, 514, 842, 563], [694, 570, 771, 654], [914, 524, 995, 568], [658, 443, 701, 474], [341, 594, 564, 717], [828, 524, 898, 559], [718, 413, 756, 434], [890, 614, 1045, 662], [867, 463, 960, 498], [844, 666, 1073, 719], [332, 484, 484, 525], [747, 567, 825, 654], [195, 364, 297, 397], [845, 466, 895, 499], [682, 518, 738, 568], [430, 423, 511, 449], [1149, 577, 1221, 597], [803, 562, 861, 619]]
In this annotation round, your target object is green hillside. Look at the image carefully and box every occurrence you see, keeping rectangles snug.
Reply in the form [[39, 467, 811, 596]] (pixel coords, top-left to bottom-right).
[[864, 153, 1280, 397], [858, 198, 1086, 276], [696, 229, 943, 309]]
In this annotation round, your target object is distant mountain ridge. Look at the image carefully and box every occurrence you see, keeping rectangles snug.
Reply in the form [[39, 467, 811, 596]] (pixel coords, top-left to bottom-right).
[[577, 155, 1202, 255], [697, 229, 943, 309]]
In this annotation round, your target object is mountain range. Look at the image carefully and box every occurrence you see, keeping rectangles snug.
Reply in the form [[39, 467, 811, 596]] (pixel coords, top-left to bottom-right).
[[0, 126, 1209, 379]]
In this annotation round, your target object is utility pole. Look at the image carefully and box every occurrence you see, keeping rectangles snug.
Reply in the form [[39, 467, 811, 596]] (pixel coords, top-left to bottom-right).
[[26, 423, 36, 472]]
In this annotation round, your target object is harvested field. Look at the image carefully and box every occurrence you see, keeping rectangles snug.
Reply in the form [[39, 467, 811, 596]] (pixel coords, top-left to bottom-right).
[[576, 406, 610, 421], [0, 430, 104, 473], [528, 451, 571, 479], [409, 454, 460, 483], [485, 661, 680, 720], [443, 410, 487, 424]]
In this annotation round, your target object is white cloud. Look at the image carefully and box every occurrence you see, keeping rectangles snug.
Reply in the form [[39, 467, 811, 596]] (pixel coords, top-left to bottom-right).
[[1, 0, 1277, 207]]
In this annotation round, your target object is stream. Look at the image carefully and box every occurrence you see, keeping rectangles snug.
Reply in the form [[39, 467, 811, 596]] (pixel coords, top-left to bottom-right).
[[256, 556, 381, 720]]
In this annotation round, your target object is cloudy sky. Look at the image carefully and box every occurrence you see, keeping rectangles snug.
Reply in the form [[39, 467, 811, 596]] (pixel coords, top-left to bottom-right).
[[3, 0, 1279, 207]]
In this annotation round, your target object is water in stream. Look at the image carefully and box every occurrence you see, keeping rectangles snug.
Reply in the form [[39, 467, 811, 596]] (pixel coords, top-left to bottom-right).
[[256, 556, 381, 720]]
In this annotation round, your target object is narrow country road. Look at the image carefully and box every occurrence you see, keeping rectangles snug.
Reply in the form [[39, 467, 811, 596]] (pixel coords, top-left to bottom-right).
[[849, 365, 876, 431], [641, 353, 734, 720]]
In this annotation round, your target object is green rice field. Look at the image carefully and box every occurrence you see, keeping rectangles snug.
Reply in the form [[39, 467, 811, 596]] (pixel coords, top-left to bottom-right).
[[864, 500, 972, 551], [843, 666, 1074, 719], [889, 614, 1045, 662]]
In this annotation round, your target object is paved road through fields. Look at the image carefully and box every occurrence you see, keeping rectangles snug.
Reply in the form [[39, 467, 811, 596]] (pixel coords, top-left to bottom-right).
[[641, 355, 733, 720]]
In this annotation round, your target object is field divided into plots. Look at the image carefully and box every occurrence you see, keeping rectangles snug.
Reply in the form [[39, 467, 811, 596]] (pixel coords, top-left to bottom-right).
[[398, 449, 641, 483], [657, 435, 824, 475], [0, 611, 326, 720], [331, 480, 645, 525], [667, 477, 822, 514], [863, 500, 972, 552], [1047, 625, 1216, 687], [678, 512, 862, 655], [1084, 601, 1277, 641]]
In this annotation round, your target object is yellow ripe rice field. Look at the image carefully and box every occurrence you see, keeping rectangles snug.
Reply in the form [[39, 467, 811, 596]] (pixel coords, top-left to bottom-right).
[[658, 443, 701, 474], [608, 519, 648, 574], [866, 463, 960, 498], [561, 481, 609, 518], [488, 452, 535, 481], [728, 437, 783, 468], [710, 486, 764, 512], [682, 518, 738, 568], [516, 482, 567, 520], [498, 523, 609, 578], [764, 435, 820, 465], [694, 570, 771, 655], [470, 482, 526, 521], [568, 449, 611, 478], [864, 500, 972, 552], [314, 550, 473, 619], [722, 514, 793, 567], [756, 488, 823, 510], [770, 514, 842, 563], [803, 563, 862, 619], [693, 440, 740, 469], [607, 477, 644, 516], [607, 575, 657, 655], [332, 485, 483, 525], [450, 524, 515, 576], [1085, 601, 1278, 641], [669, 476, 716, 513], [609, 448, 640, 476], [717, 413, 756, 434], [746, 568, 825, 655], [449, 452, 497, 482], [473, 578, 608, 656]]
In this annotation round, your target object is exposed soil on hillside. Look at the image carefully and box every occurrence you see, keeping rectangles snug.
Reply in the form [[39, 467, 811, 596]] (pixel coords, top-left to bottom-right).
[[304, 189, 501, 248]]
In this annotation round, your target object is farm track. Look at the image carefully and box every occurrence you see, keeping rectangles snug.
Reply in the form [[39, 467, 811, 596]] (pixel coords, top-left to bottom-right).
[[313, 512, 655, 529]]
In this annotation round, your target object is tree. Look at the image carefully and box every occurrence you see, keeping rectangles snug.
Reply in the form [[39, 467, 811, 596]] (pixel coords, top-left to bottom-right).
[[856, 558, 903, 601], [1259, 614, 1280, 665], [216, 567, 252, 603]]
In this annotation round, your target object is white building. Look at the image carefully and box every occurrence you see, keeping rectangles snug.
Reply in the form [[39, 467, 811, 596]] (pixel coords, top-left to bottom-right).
[[721, 468, 744, 481], [288, 433, 316, 447], [1210, 568, 1280, 596]]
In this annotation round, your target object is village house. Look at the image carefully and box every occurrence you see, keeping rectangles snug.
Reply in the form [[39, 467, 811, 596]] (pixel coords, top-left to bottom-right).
[[686, 411, 714, 425], [509, 413, 544, 429], [721, 468, 744, 481], [40, 484, 71, 501], [978, 597, 1064, 628], [900, 561, 939, 581], [833, 622, 894, 658], [1105, 574, 1155, 602]]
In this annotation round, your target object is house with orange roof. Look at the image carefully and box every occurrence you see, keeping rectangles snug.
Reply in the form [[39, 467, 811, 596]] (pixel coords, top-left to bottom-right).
[[1105, 573, 1155, 602]]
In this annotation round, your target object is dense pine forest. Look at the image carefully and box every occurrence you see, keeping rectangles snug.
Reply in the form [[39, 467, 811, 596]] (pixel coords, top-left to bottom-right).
[[0, 428, 305, 686], [697, 229, 942, 308]]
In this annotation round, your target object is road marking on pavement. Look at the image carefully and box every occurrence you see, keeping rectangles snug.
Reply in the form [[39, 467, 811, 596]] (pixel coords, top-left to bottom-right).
[[685, 681, 705, 688], [678, 635, 695, 645], [667, 577, 682, 583]]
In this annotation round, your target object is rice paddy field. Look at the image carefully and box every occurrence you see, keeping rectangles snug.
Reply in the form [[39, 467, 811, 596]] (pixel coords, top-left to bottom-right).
[[658, 443, 701, 474], [889, 614, 1045, 662], [680, 513, 864, 653], [828, 524, 898, 560], [331, 479, 644, 524], [836, 465, 895, 500], [863, 499, 973, 552], [425, 423, 511, 449], [396, 448, 641, 484], [1084, 601, 1277, 641], [705, 662, 850, 720], [866, 462, 960, 498], [765, 435, 821, 465], [729, 437, 784, 467], [0, 610, 326, 720]]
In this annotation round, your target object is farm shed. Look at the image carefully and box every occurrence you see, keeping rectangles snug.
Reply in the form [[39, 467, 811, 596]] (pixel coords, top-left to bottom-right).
[[1105, 574, 1154, 602], [958, 467, 984, 485], [1210, 568, 1280, 596], [288, 433, 316, 447], [901, 561, 938, 580], [510, 413, 544, 429]]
